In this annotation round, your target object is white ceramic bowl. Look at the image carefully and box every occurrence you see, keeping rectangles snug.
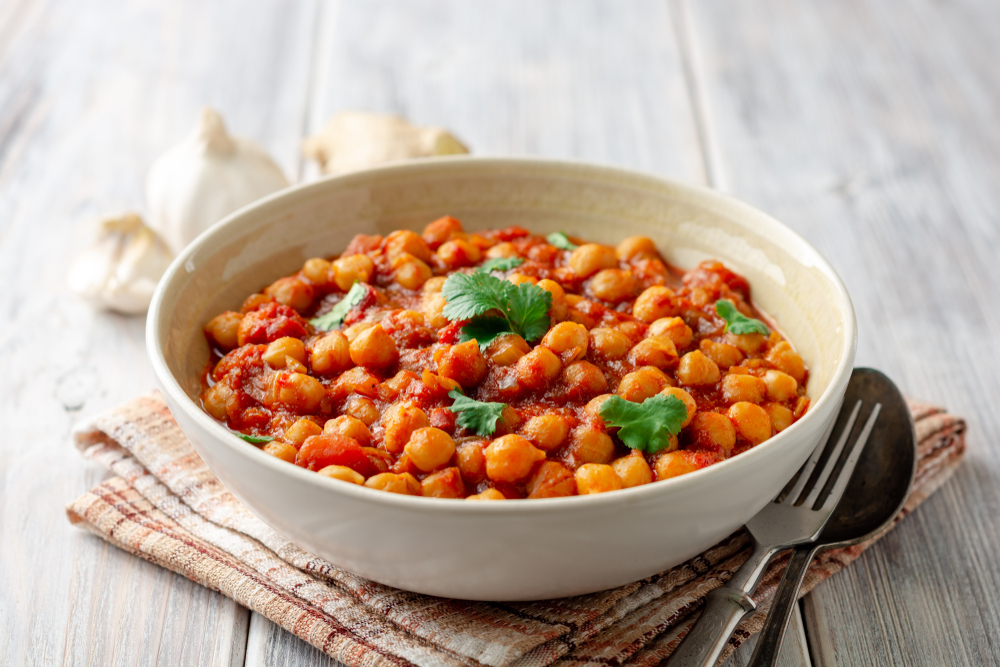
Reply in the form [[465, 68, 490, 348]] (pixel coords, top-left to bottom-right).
[[147, 157, 856, 601]]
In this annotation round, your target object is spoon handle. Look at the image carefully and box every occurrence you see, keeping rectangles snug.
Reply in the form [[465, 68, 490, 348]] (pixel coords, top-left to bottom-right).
[[746, 546, 816, 667]]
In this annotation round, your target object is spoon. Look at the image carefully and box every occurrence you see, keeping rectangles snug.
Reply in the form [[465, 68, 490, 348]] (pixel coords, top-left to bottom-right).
[[745, 368, 917, 667]]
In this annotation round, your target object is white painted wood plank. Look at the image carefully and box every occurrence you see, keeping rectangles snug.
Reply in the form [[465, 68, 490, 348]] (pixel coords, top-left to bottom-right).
[[686, 0, 1000, 664], [245, 613, 344, 667], [0, 0, 318, 665]]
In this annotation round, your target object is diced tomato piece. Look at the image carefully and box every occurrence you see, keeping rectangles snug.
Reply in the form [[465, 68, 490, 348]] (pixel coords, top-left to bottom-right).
[[296, 434, 381, 477], [238, 302, 308, 345], [438, 320, 465, 345]]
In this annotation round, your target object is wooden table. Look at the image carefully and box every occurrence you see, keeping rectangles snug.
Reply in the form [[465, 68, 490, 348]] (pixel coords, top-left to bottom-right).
[[2, 1, 996, 665]]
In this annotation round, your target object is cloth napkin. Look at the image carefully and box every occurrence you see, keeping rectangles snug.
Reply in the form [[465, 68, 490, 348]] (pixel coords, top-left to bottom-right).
[[66, 394, 964, 667]]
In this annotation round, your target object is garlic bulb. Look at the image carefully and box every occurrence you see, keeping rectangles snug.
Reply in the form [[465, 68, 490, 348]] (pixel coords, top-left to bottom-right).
[[302, 111, 468, 174], [67, 213, 174, 314], [146, 108, 289, 254]]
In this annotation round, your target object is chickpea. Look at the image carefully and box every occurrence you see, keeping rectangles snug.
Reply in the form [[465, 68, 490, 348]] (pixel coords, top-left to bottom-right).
[[485, 242, 518, 258], [382, 403, 430, 454], [204, 312, 243, 351], [263, 337, 307, 368], [677, 350, 722, 386], [647, 317, 693, 350], [542, 322, 589, 362], [763, 402, 794, 432], [725, 332, 766, 354], [318, 465, 365, 485], [437, 340, 488, 388], [617, 367, 671, 402], [332, 367, 380, 398], [527, 461, 577, 498], [263, 441, 299, 463], [616, 236, 658, 261], [420, 467, 466, 498], [486, 334, 530, 366], [515, 347, 563, 391], [536, 278, 569, 322], [323, 415, 372, 447], [588, 327, 631, 361], [392, 253, 433, 290], [384, 229, 433, 263], [497, 405, 523, 434], [332, 254, 375, 291], [689, 412, 736, 454], [567, 424, 615, 465], [569, 243, 618, 278], [404, 427, 457, 472], [273, 372, 326, 412], [283, 418, 323, 448], [307, 333, 350, 377], [589, 269, 636, 302], [349, 324, 399, 369], [616, 320, 645, 342], [628, 336, 678, 369], [575, 464, 624, 495], [344, 396, 379, 425], [455, 441, 488, 485], [762, 369, 798, 402], [203, 382, 233, 420], [632, 286, 676, 323], [584, 393, 614, 421], [380, 370, 419, 400], [659, 387, 697, 427], [265, 277, 314, 311], [422, 276, 447, 293], [521, 414, 570, 452], [728, 402, 772, 445], [483, 434, 546, 483], [467, 488, 506, 501], [342, 321, 375, 343], [766, 342, 806, 383], [437, 238, 482, 269], [241, 293, 272, 313], [655, 450, 711, 480], [422, 215, 464, 247], [556, 361, 605, 399], [700, 340, 744, 369], [364, 472, 420, 495], [302, 258, 334, 286], [611, 451, 654, 488], [721, 373, 766, 404], [422, 292, 450, 328], [507, 273, 537, 286]]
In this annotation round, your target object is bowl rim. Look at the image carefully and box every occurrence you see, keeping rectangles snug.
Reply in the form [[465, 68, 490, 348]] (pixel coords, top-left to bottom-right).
[[147, 155, 857, 516]]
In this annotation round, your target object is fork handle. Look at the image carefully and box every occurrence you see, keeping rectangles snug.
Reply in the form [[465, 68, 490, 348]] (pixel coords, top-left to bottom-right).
[[746, 546, 817, 667], [663, 541, 776, 667]]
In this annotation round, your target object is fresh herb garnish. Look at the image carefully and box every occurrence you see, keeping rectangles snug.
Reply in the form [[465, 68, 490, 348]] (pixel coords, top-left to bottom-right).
[[441, 271, 552, 350], [310, 282, 367, 331], [546, 231, 578, 251], [236, 433, 275, 444], [447, 389, 507, 436], [477, 256, 524, 273], [715, 299, 770, 335], [599, 394, 687, 453]]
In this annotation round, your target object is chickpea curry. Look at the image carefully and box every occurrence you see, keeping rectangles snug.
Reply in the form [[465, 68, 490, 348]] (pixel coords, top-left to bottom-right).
[[201, 217, 810, 500]]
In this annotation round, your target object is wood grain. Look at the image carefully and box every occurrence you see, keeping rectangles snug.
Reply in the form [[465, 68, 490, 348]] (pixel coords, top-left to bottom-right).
[[685, 0, 1000, 664], [0, 0, 317, 665]]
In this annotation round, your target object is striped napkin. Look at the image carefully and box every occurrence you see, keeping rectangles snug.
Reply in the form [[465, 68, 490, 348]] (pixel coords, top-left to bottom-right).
[[66, 394, 964, 667]]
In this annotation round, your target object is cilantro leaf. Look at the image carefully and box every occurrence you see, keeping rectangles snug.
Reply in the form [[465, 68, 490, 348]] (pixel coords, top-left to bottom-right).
[[546, 232, 578, 250], [311, 282, 367, 331], [459, 315, 512, 351], [715, 299, 770, 335], [506, 280, 553, 342], [441, 271, 552, 345], [599, 394, 687, 453], [447, 389, 507, 436], [441, 271, 509, 321], [236, 433, 275, 444], [478, 257, 524, 273]]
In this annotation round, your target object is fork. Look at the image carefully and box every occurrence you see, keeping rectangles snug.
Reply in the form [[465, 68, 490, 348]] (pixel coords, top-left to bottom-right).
[[663, 395, 882, 667]]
